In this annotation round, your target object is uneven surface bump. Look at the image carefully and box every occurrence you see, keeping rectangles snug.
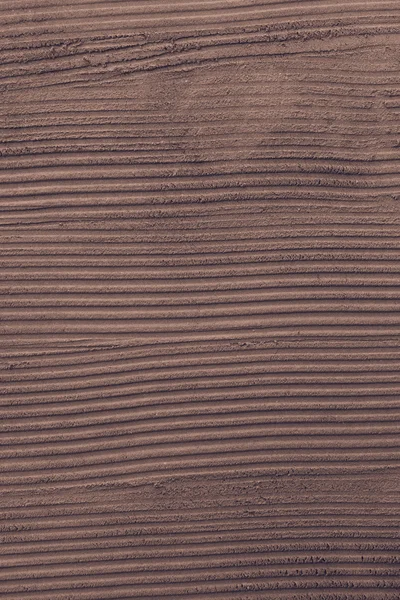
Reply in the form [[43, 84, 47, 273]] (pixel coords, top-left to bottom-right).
[[1, 1, 400, 599]]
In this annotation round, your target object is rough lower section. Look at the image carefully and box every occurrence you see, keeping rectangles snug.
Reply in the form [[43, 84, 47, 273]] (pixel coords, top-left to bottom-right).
[[1, 1, 400, 598]]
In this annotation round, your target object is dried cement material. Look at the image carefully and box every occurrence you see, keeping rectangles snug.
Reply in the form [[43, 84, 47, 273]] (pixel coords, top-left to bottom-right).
[[1, 1, 400, 599]]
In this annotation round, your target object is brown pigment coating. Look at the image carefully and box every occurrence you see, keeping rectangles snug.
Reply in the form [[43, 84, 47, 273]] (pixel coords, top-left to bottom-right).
[[1, 1, 400, 598]]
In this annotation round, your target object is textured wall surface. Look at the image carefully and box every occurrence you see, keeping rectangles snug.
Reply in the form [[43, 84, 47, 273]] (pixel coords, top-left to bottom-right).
[[1, 1, 400, 599]]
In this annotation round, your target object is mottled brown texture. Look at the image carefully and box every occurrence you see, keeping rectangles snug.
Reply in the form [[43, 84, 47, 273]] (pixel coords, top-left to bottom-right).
[[1, 1, 400, 598]]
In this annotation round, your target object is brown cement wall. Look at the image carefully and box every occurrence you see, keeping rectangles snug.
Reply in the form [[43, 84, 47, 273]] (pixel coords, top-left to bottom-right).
[[1, 1, 400, 598]]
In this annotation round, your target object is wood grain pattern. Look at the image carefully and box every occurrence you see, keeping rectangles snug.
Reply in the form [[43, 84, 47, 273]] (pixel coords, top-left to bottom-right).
[[1, 1, 400, 598]]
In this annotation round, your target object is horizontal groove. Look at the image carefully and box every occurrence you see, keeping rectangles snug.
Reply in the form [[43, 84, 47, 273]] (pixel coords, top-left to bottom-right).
[[1, 4, 399, 598]]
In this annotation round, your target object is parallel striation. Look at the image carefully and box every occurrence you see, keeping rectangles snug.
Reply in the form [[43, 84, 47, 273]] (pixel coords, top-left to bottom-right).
[[1, 0, 400, 599]]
